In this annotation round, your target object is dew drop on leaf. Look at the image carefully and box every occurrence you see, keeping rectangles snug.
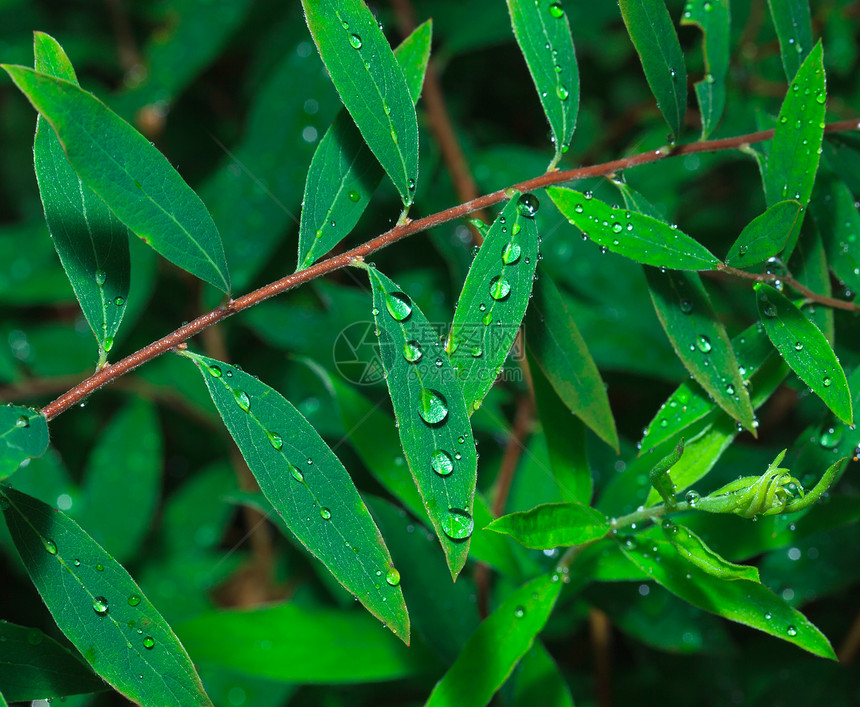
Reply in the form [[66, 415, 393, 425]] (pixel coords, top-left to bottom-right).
[[548, 1, 564, 18], [289, 464, 305, 483], [489, 275, 512, 300], [92, 596, 109, 616], [786, 625, 798, 637], [266, 431, 283, 451], [43, 538, 57, 555], [502, 242, 522, 264], [348, 190, 360, 202], [320, 507, 332, 520], [514, 605, 525, 618], [233, 390, 251, 412], [114, 297, 125, 306], [441, 508, 474, 540], [385, 568, 401, 586], [431, 449, 454, 476], [15, 415, 29, 428], [679, 300, 693, 314], [403, 340, 422, 364], [419, 389, 449, 425], [207, 365, 222, 378], [516, 193, 540, 218], [95, 269, 107, 286], [823, 377, 832, 387], [128, 594, 141, 607], [385, 292, 412, 321], [348, 33, 362, 49], [696, 335, 712, 353], [143, 636, 155, 649]]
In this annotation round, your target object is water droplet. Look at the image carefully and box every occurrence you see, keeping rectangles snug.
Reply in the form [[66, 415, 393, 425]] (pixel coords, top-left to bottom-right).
[[233, 390, 251, 412], [419, 389, 449, 425], [685, 490, 700, 507], [489, 275, 512, 300], [43, 538, 57, 555], [385, 292, 412, 321], [815, 91, 826, 105], [320, 507, 332, 520], [386, 568, 401, 586], [403, 340, 422, 363], [348, 33, 362, 49], [696, 335, 712, 354], [548, 1, 564, 18], [207, 365, 222, 378], [96, 563, 104, 571], [408, 178, 416, 191], [612, 222, 623, 233], [128, 594, 141, 607], [471, 346, 482, 358], [516, 193, 540, 218], [143, 636, 155, 649], [267, 431, 283, 451], [15, 415, 29, 428], [289, 464, 304, 483], [556, 84, 569, 100], [764, 611, 773, 620], [794, 341, 803, 351], [502, 242, 522, 264], [371, 307, 379, 316], [95, 270, 107, 286], [431, 450, 454, 476], [93, 596, 109, 616], [786, 625, 798, 637], [823, 376, 832, 388], [348, 190, 360, 202], [482, 312, 492, 326], [441, 508, 474, 540], [514, 606, 525, 618], [114, 297, 125, 307], [679, 300, 693, 314]]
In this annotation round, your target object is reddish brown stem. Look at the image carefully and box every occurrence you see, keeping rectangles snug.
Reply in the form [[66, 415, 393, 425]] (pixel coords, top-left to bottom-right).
[[40, 119, 860, 421]]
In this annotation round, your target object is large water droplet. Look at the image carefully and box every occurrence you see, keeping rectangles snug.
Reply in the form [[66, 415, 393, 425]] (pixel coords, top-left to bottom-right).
[[43, 538, 57, 555], [93, 596, 109, 616], [441, 508, 474, 540], [289, 464, 305, 483], [348, 190, 360, 202], [15, 415, 29, 428], [502, 242, 522, 264], [267, 431, 283, 451], [95, 270, 107, 287], [489, 275, 512, 300], [403, 340, 422, 363], [348, 33, 362, 49], [207, 365, 222, 378], [233, 390, 250, 412], [114, 297, 125, 307], [556, 84, 569, 101], [786, 625, 798, 637], [431, 450, 454, 476], [386, 568, 401, 586], [385, 292, 412, 321], [128, 593, 141, 607], [143, 636, 155, 650], [320, 507, 332, 520], [823, 376, 832, 387], [516, 193, 540, 218], [514, 605, 525, 618], [548, 1, 564, 18], [419, 390, 449, 425], [696, 335, 712, 354]]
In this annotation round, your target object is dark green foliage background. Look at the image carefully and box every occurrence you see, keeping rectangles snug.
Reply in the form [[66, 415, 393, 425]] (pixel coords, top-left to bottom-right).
[[1, 0, 859, 705]]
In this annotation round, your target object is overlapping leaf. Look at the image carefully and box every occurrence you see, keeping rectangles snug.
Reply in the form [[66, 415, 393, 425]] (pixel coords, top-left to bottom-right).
[[0, 406, 49, 481], [681, 0, 730, 139], [298, 21, 432, 269], [486, 502, 609, 549], [183, 351, 409, 641], [724, 200, 803, 267], [0, 486, 212, 705], [548, 187, 721, 270], [1, 65, 230, 293], [302, 0, 419, 206], [755, 283, 852, 424], [365, 265, 477, 579], [644, 268, 755, 432], [525, 271, 617, 451], [810, 175, 860, 294], [618, 0, 687, 141], [507, 0, 579, 166], [766, 0, 813, 81], [424, 574, 562, 707], [447, 194, 539, 414], [32, 33, 129, 363], [660, 519, 761, 582], [618, 536, 835, 658]]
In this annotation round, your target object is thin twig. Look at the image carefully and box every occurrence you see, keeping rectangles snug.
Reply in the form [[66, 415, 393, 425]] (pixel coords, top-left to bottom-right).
[[39, 119, 860, 421]]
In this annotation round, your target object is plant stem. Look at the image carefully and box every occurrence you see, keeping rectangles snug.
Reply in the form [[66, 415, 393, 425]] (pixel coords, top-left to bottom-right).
[[40, 119, 860, 420]]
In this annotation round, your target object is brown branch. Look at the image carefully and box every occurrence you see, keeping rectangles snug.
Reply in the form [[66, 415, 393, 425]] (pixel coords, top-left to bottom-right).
[[719, 265, 860, 312], [590, 608, 613, 707], [39, 119, 860, 421]]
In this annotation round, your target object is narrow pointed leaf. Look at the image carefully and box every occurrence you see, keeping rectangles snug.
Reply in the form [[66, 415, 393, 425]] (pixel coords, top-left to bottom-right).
[[425, 574, 562, 707], [1, 65, 230, 293], [766, 0, 813, 81], [302, 0, 419, 205], [661, 519, 761, 582], [0, 622, 106, 702], [618, 536, 835, 659], [548, 187, 721, 270], [298, 21, 432, 269], [810, 175, 860, 294], [183, 352, 408, 641], [755, 283, 852, 424], [506, 0, 579, 165], [618, 0, 687, 141], [764, 42, 825, 256], [447, 194, 539, 414], [525, 271, 617, 451], [366, 266, 477, 578], [0, 406, 49, 481], [681, 0, 730, 139], [32, 33, 129, 360], [0, 486, 212, 705], [486, 502, 609, 549], [724, 200, 803, 267], [644, 268, 755, 432]]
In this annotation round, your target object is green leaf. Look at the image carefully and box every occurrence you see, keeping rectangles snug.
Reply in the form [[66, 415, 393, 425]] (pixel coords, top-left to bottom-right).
[[0, 486, 212, 705], [766, 0, 813, 81], [364, 265, 477, 579], [548, 187, 721, 270], [724, 200, 803, 267], [644, 268, 755, 432], [525, 270, 617, 451], [75, 399, 162, 563], [513, 641, 575, 707], [506, 0, 579, 166], [183, 351, 409, 642], [617, 536, 836, 659], [32, 33, 129, 363], [0, 406, 49, 481], [1, 65, 230, 293], [755, 283, 852, 424], [302, 0, 419, 206], [486, 501, 609, 549], [681, 0, 730, 139], [660, 519, 761, 582], [177, 602, 437, 684], [810, 175, 860, 295], [764, 42, 825, 255], [298, 21, 432, 269], [447, 194, 539, 414], [641, 322, 775, 452], [0, 621, 106, 702], [618, 0, 687, 142], [425, 574, 562, 707]]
